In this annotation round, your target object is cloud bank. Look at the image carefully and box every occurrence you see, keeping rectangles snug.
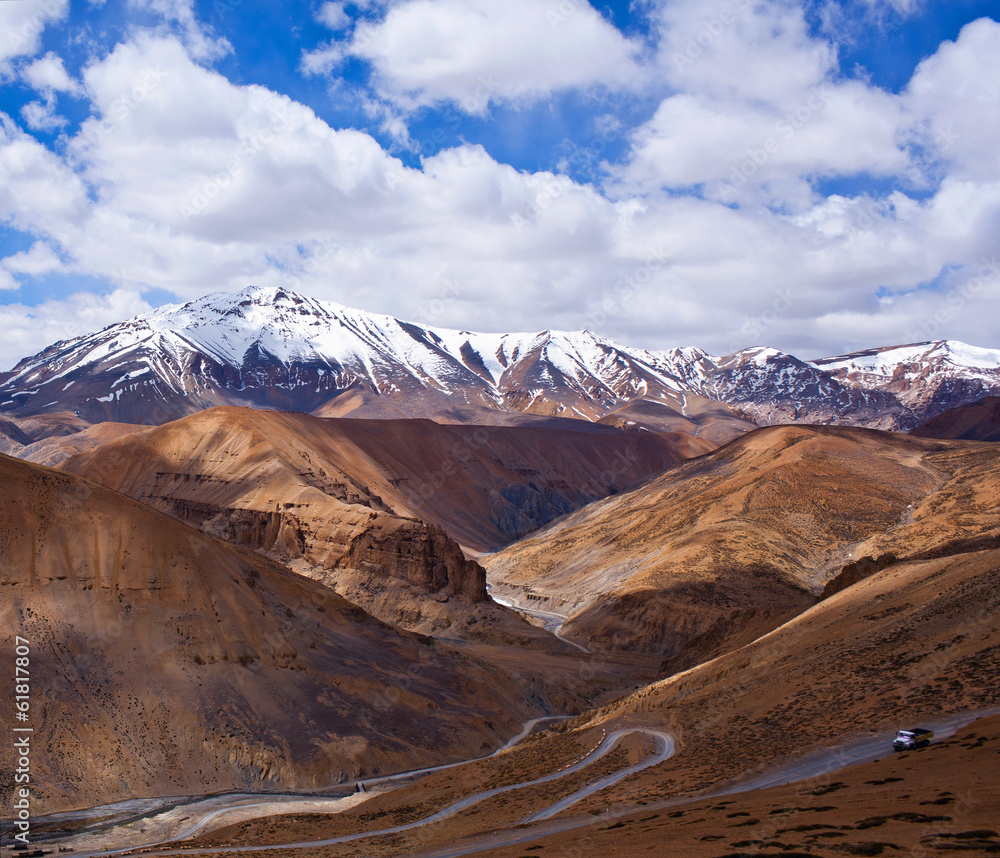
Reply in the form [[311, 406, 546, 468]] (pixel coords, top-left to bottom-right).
[[0, 0, 998, 371]]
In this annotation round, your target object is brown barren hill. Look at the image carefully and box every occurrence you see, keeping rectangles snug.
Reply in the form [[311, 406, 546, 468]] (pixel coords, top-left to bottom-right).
[[60, 407, 687, 639], [485, 425, 1000, 672], [0, 411, 92, 456], [0, 453, 538, 814], [531, 548, 1000, 832], [16, 420, 148, 466], [0, 416, 31, 455], [597, 392, 756, 448], [911, 395, 1000, 441]]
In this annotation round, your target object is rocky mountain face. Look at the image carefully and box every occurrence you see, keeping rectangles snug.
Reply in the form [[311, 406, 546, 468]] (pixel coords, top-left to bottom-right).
[[0, 284, 698, 426], [0, 452, 540, 813], [1, 284, 997, 431], [691, 341, 1000, 430], [809, 341, 1000, 428]]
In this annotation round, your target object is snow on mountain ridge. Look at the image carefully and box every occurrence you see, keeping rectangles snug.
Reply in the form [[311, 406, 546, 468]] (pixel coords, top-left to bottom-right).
[[1, 283, 998, 431], [2, 284, 684, 421], [815, 340, 1000, 377], [5, 283, 699, 399]]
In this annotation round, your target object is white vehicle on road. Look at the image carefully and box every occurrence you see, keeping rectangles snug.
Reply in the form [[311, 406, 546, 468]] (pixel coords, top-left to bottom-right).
[[893, 727, 934, 751]]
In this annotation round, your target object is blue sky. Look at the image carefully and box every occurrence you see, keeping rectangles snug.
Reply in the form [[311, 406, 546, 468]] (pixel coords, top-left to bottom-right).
[[0, 0, 998, 370]]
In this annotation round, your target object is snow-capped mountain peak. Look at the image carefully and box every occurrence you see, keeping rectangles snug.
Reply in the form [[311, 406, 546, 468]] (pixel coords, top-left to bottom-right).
[[816, 340, 1000, 375]]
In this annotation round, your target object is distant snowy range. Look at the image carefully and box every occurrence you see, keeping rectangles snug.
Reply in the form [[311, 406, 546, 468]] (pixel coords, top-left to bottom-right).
[[1, 283, 999, 430]]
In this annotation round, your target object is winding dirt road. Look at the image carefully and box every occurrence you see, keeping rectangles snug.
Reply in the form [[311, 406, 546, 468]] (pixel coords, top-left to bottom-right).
[[54, 727, 672, 858], [29, 717, 566, 857], [43, 707, 999, 858], [411, 706, 1000, 858]]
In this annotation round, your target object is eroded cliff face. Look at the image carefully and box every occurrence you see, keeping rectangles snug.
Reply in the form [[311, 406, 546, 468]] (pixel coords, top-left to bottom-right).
[[143, 490, 489, 637], [290, 518, 500, 636]]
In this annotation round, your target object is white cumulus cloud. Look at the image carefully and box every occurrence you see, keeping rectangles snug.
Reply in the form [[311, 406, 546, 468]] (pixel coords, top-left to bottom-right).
[[21, 99, 68, 132], [22, 52, 82, 95], [315, 2, 350, 31], [0, 0, 69, 67], [306, 0, 645, 114]]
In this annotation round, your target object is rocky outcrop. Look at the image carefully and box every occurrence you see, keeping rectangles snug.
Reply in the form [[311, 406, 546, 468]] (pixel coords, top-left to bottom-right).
[[819, 554, 899, 601], [340, 521, 486, 602], [183, 503, 310, 561], [154, 497, 488, 627]]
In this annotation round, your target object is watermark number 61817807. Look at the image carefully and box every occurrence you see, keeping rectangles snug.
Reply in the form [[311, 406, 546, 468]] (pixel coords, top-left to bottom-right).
[[12, 636, 33, 845]]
